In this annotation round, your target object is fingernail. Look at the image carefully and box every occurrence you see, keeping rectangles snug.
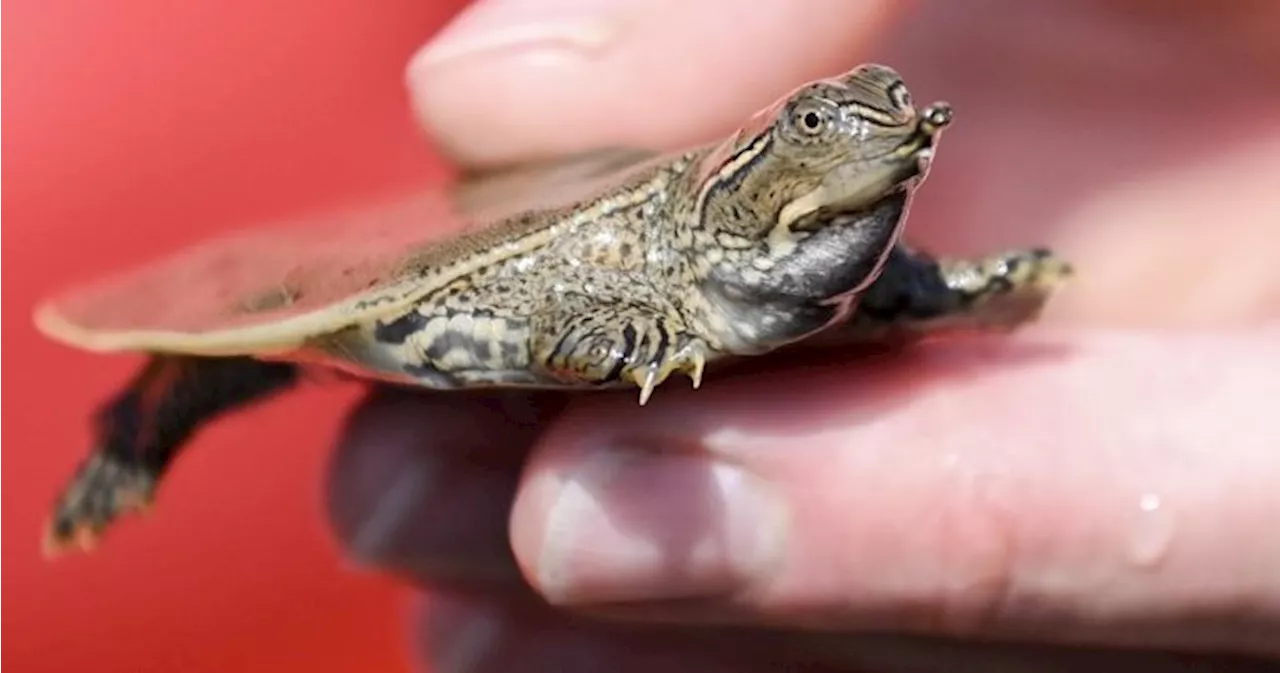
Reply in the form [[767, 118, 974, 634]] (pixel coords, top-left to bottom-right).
[[414, 0, 622, 69], [327, 393, 450, 564], [344, 444, 440, 564], [533, 446, 788, 604], [418, 593, 508, 673], [330, 393, 543, 581]]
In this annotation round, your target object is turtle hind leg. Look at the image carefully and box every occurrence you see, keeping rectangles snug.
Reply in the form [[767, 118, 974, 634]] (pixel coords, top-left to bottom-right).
[[842, 244, 1074, 342], [45, 355, 298, 555]]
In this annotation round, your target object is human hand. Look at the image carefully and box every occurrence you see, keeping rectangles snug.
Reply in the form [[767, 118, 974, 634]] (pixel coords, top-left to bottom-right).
[[327, 1, 1280, 670]]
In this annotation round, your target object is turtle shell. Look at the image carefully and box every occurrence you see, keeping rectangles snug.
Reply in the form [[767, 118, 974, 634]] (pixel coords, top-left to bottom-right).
[[33, 149, 655, 358]]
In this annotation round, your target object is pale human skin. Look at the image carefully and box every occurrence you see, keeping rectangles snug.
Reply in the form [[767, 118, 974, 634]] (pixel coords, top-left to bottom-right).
[[324, 1, 1280, 670]]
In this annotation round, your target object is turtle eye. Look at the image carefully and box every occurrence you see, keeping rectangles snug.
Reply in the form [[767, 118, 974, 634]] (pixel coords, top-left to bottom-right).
[[787, 99, 836, 140]]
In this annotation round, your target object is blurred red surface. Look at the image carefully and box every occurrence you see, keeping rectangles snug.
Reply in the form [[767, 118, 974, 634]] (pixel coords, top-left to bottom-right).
[[3, 2, 470, 671]]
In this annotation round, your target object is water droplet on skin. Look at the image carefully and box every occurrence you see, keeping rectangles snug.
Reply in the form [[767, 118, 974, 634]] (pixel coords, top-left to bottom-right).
[[1127, 492, 1177, 570]]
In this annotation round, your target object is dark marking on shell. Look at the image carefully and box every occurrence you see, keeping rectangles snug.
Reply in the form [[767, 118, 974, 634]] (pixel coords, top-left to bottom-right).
[[423, 328, 488, 362], [499, 339, 523, 363], [374, 310, 427, 345], [402, 361, 459, 388]]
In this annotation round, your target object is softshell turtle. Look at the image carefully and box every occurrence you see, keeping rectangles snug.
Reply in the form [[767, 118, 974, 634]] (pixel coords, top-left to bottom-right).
[[34, 64, 1072, 554]]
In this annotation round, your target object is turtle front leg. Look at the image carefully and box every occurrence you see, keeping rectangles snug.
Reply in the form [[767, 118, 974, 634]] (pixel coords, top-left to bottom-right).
[[46, 355, 298, 554], [530, 285, 708, 405], [840, 244, 1074, 342]]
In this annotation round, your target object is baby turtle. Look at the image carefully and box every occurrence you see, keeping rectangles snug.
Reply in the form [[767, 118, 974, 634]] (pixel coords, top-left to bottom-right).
[[34, 64, 1072, 554]]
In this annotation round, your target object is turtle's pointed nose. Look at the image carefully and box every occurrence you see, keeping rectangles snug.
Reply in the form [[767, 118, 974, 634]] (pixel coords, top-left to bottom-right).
[[920, 103, 953, 134]]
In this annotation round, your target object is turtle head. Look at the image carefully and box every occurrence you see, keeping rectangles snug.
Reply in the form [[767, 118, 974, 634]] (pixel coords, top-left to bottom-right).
[[690, 64, 952, 350], [693, 63, 950, 238], [769, 64, 950, 228]]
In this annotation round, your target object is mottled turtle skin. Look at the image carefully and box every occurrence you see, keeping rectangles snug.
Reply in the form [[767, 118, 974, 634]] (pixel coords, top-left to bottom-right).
[[35, 64, 1072, 553]]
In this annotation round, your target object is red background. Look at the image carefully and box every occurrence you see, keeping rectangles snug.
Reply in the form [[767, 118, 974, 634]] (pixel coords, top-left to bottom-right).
[[4, 2, 471, 671]]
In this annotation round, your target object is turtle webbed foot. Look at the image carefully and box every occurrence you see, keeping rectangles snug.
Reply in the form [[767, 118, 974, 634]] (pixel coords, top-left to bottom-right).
[[938, 248, 1074, 331], [44, 451, 157, 556], [843, 245, 1073, 342]]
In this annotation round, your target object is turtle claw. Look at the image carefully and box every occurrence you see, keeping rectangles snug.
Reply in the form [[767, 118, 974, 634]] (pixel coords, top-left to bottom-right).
[[630, 340, 710, 406], [42, 521, 100, 558], [684, 342, 707, 389], [631, 365, 662, 406]]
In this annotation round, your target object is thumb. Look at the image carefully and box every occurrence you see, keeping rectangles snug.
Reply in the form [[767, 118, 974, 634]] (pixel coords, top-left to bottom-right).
[[406, 0, 904, 168]]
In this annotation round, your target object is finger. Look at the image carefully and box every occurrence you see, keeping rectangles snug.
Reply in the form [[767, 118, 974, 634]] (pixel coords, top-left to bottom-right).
[[413, 589, 1271, 673], [413, 590, 816, 673], [507, 326, 1280, 656], [407, 0, 903, 167], [325, 386, 566, 583]]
